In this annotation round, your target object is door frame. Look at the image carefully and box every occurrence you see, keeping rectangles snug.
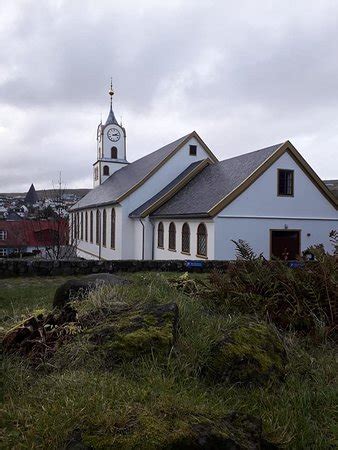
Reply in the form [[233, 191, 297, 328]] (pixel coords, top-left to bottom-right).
[[269, 229, 301, 260]]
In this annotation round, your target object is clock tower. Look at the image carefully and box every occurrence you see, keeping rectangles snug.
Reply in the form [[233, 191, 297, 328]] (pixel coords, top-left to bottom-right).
[[93, 83, 128, 187]]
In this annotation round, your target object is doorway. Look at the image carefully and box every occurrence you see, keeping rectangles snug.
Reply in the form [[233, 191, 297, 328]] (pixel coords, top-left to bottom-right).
[[270, 230, 301, 260]]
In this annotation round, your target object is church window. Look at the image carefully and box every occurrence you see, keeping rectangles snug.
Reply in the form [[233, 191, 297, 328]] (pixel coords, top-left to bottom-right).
[[197, 223, 207, 257], [90, 211, 93, 243], [111, 208, 116, 249], [168, 222, 176, 251], [96, 210, 100, 245], [85, 211, 88, 242], [80, 212, 83, 240], [111, 147, 118, 159], [278, 169, 294, 196], [189, 145, 197, 156], [181, 223, 190, 253], [103, 165, 109, 176], [157, 222, 164, 248], [76, 212, 79, 239], [102, 209, 107, 247], [94, 167, 99, 181]]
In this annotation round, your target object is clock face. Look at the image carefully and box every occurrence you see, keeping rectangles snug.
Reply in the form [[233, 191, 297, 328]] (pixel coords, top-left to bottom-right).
[[107, 128, 121, 142]]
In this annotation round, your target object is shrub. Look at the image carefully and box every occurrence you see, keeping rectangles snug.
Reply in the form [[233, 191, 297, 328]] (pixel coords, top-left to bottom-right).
[[207, 234, 337, 337]]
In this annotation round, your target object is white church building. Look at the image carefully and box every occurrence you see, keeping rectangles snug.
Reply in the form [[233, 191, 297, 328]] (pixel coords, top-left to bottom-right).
[[70, 88, 337, 261]]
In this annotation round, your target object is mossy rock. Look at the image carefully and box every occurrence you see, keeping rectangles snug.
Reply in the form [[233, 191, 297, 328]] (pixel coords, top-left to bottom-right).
[[53, 273, 130, 309], [87, 302, 178, 364], [163, 412, 280, 449], [205, 322, 287, 385]]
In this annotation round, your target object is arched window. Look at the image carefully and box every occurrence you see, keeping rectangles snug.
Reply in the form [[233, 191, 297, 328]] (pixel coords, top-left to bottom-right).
[[102, 209, 107, 247], [103, 165, 109, 176], [80, 212, 84, 240], [111, 208, 116, 249], [168, 222, 176, 251], [76, 212, 79, 239], [85, 211, 88, 242], [90, 211, 93, 243], [181, 223, 190, 253], [157, 222, 164, 248], [96, 210, 100, 245], [111, 147, 118, 159], [94, 167, 98, 181], [197, 223, 207, 257]]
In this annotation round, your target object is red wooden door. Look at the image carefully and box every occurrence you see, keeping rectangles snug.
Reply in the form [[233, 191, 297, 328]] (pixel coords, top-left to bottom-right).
[[271, 230, 300, 260]]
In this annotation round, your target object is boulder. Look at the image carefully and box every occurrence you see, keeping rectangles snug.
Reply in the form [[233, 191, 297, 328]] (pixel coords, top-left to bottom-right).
[[53, 273, 130, 309], [87, 302, 178, 364], [205, 322, 287, 385], [163, 412, 280, 449]]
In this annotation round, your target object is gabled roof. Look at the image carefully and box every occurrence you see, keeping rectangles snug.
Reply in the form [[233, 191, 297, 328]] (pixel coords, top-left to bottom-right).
[[129, 159, 211, 218], [151, 141, 337, 218], [71, 131, 218, 211]]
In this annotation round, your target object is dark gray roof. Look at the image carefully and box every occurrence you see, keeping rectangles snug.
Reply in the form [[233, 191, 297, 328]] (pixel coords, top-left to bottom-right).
[[324, 179, 338, 199], [71, 133, 192, 211], [24, 184, 39, 204], [151, 143, 283, 217], [105, 104, 118, 125], [129, 161, 205, 218]]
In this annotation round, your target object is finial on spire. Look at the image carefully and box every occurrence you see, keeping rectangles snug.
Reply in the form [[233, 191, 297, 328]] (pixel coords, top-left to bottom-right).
[[108, 78, 114, 107], [105, 79, 118, 125]]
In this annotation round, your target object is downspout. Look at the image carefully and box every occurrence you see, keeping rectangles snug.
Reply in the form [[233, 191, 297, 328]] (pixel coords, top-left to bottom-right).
[[139, 218, 145, 260], [149, 217, 155, 260]]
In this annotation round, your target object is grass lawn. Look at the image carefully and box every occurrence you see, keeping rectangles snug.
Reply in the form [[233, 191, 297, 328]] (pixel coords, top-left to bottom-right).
[[2, 273, 337, 449]]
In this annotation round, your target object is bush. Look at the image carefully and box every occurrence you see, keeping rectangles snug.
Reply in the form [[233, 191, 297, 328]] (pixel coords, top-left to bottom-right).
[[207, 234, 337, 337]]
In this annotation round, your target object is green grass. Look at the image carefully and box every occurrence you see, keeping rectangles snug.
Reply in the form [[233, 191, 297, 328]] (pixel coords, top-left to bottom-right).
[[2, 273, 338, 449]]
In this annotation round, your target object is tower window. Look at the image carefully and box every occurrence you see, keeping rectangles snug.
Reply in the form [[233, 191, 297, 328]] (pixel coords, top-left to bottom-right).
[[103, 165, 109, 176], [94, 167, 99, 181], [278, 169, 294, 196], [111, 147, 118, 159], [189, 145, 197, 156]]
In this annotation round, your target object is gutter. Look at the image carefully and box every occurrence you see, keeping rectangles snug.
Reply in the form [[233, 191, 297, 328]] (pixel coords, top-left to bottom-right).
[[217, 215, 338, 221]]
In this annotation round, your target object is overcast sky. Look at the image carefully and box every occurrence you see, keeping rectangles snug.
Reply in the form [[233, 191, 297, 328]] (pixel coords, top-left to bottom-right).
[[0, 0, 337, 192]]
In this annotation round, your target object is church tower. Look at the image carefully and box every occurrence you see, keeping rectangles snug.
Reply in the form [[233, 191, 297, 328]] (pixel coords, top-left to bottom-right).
[[93, 83, 128, 187]]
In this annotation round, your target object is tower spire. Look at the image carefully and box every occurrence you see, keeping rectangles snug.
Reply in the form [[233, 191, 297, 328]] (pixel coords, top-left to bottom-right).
[[105, 79, 118, 125]]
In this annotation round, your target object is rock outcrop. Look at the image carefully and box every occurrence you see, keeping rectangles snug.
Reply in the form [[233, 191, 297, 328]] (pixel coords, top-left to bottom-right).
[[205, 322, 287, 385], [163, 412, 280, 449], [53, 273, 130, 308]]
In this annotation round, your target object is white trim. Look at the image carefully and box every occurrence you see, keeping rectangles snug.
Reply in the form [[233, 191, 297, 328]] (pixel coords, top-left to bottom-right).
[[218, 215, 338, 221]]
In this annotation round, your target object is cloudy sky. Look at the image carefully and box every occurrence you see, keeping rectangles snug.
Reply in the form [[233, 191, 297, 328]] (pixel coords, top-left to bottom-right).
[[0, 0, 337, 192]]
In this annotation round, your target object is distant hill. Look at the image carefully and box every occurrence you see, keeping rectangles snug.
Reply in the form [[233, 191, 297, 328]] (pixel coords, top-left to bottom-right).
[[0, 188, 91, 200]]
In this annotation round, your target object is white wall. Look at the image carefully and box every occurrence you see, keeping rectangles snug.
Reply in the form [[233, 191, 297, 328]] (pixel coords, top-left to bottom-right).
[[214, 152, 337, 259], [153, 219, 214, 260], [75, 205, 123, 260]]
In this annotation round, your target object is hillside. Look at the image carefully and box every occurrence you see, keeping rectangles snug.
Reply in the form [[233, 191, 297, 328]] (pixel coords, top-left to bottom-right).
[[0, 188, 90, 200], [2, 245, 337, 449]]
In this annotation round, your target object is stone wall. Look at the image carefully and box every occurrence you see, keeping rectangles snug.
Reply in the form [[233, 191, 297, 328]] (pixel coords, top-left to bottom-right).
[[0, 259, 230, 278]]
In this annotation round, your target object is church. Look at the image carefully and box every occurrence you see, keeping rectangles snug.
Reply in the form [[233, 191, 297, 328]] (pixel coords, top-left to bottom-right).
[[70, 87, 337, 261]]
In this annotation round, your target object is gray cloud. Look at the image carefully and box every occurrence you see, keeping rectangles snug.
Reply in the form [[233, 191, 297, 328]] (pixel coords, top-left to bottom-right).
[[0, 0, 337, 192]]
